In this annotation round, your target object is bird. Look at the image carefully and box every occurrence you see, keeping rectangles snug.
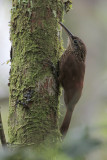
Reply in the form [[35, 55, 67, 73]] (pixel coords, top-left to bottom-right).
[[59, 22, 87, 137]]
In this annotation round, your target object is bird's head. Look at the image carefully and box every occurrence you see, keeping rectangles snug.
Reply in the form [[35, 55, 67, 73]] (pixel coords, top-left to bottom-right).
[[59, 22, 86, 62]]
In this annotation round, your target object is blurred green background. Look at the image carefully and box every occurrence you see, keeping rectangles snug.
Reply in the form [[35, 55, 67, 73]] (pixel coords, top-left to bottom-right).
[[0, 0, 107, 159]]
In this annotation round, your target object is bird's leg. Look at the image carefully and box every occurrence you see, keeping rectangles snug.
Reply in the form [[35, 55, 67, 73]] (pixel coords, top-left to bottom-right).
[[43, 59, 59, 83]]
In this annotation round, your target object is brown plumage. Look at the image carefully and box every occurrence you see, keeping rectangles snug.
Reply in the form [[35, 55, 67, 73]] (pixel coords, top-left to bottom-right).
[[59, 23, 86, 137]]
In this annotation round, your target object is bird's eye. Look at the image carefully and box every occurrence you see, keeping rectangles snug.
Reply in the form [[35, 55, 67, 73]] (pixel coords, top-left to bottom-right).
[[74, 39, 78, 45]]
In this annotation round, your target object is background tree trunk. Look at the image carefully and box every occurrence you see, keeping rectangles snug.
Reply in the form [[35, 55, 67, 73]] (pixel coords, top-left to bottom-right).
[[8, 0, 63, 147]]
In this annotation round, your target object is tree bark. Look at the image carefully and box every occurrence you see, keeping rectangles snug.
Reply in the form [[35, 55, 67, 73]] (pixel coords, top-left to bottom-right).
[[0, 111, 7, 147], [8, 0, 63, 147]]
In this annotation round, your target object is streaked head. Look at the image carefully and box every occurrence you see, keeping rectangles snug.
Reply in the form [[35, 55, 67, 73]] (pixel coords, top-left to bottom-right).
[[59, 22, 86, 62]]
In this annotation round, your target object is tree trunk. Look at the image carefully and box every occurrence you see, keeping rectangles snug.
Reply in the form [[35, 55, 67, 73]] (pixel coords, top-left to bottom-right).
[[8, 0, 63, 147]]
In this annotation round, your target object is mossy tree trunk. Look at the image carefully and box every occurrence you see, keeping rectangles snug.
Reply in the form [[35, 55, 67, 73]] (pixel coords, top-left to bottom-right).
[[8, 0, 63, 147]]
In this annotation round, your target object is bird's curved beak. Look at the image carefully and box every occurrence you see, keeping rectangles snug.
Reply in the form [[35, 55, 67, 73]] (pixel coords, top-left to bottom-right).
[[59, 22, 74, 40]]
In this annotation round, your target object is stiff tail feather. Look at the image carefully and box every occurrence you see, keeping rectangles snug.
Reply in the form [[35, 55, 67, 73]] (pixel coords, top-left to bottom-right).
[[60, 109, 73, 137]]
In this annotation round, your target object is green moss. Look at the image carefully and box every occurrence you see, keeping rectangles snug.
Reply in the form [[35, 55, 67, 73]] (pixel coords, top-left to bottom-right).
[[64, 0, 72, 13], [9, 0, 63, 147]]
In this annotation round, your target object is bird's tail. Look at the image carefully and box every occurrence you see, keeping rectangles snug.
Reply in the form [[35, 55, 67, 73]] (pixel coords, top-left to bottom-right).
[[60, 109, 73, 137]]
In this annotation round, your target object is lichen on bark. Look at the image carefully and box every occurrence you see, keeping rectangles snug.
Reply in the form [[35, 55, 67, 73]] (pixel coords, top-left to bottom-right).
[[8, 0, 63, 147]]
